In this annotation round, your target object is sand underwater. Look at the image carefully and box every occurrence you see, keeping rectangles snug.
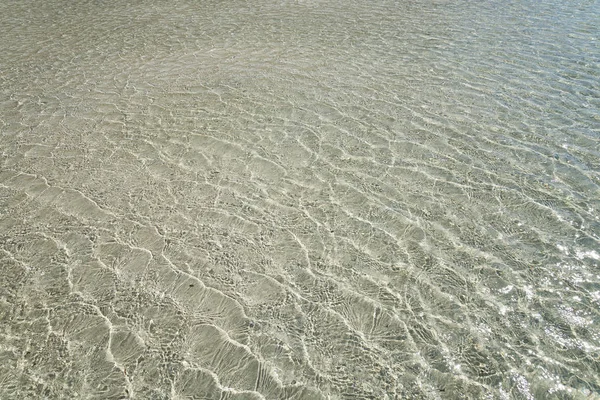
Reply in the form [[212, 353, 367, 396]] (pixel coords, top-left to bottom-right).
[[1, 0, 599, 399]]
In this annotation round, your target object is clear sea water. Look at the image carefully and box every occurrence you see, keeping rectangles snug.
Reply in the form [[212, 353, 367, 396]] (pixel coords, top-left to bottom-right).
[[1, 0, 599, 399]]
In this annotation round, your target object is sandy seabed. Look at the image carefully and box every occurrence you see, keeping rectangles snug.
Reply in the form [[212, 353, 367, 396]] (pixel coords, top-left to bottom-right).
[[1, 0, 599, 399]]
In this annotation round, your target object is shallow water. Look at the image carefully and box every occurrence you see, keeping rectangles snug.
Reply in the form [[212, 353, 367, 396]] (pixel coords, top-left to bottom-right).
[[1, 0, 599, 399]]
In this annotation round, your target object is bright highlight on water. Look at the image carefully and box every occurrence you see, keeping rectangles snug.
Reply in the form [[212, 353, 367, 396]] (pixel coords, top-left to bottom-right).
[[1, 0, 599, 398]]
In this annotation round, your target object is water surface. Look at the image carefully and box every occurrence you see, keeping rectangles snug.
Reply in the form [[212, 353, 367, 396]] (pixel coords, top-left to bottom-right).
[[1, 0, 599, 398]]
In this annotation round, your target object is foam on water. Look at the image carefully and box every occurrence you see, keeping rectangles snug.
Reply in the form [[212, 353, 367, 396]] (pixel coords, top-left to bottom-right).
[[1, 0, 599, 398]]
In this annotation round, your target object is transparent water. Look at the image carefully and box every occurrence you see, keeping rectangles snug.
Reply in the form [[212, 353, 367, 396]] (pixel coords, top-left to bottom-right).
[[1, 0, 599, 399]]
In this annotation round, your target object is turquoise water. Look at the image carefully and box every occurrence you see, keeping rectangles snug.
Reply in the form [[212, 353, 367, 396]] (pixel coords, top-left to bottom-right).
[[1, 0, 599, 398]]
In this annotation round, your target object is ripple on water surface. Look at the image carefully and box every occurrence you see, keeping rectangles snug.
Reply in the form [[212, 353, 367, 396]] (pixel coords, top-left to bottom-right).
[[0, 0, 599, 399]]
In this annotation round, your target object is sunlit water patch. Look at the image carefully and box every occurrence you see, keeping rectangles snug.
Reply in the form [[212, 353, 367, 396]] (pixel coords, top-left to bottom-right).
[[1, 0, 599, 398]]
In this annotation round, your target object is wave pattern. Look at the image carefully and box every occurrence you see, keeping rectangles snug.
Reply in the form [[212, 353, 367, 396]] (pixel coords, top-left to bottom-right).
[[1, 0, 599, 398]]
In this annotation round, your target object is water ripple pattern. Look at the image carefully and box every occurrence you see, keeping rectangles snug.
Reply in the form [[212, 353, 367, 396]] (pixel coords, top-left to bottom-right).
[[1, 0, 599, 399]]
